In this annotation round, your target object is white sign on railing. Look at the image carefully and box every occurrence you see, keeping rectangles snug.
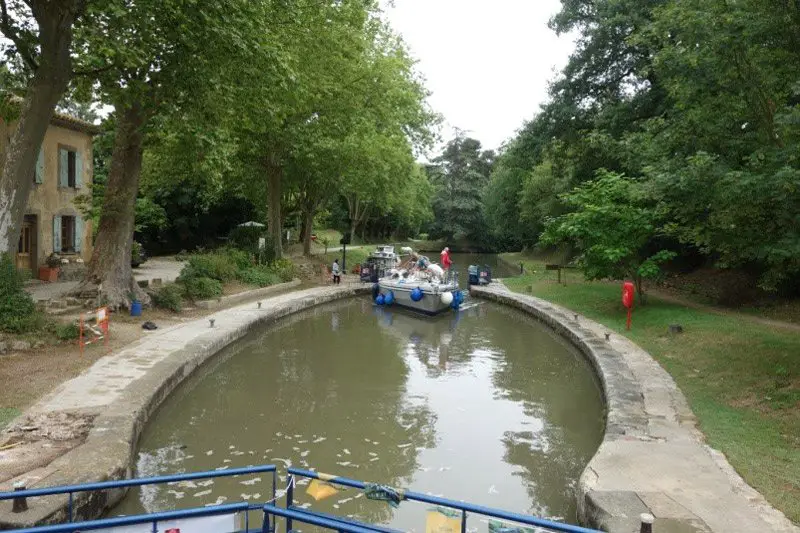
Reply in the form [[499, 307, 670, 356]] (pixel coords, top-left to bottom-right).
[[95, 512, 240, 533]]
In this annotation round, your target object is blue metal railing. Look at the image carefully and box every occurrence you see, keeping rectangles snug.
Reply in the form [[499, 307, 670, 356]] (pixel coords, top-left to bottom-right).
[[286, 468, 601, 533], [263, 504, 399, 533], [0, 464, 277, 523], [0, 465, 603, 533], [7, 502, 250, 533]]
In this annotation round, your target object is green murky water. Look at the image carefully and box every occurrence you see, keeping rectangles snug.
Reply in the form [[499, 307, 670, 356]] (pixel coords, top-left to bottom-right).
[[114, 265, 603, 531]]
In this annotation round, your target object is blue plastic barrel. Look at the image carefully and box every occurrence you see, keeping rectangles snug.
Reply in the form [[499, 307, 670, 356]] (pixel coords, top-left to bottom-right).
[[130, 300, 142, 317]]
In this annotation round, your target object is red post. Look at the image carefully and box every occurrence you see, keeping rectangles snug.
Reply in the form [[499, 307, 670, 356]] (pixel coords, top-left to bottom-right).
[[622, 281, 635, 330]]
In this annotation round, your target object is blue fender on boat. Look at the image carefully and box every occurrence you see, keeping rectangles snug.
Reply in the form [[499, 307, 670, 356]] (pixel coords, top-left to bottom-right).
[[376, 294, 385, 305], [411, 287, 423, 301], [384, 291, 395, 305], [372, 283, 381, 301]]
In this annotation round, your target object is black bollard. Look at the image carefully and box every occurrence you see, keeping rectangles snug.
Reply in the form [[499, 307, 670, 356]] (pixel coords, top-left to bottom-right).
[[519, 262, 524, 274], [639, 513, 654, 533], [12, 482, 28, 513]]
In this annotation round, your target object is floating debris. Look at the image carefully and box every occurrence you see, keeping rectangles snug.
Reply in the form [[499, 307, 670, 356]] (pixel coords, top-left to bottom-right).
[[368, 452, 378, 457], [229, 445, 236, 450], [300, 450, 310, 457], [488, 485, 498, 495], [298, 440, 308, 444], [223, 459, 232, 463], [197, 480, 214, 487], [312, 437, 326, 444], [178, 481, 197, 488], [232, 451, 245, 456], [240, 478, 260, 486], [369, 457, 379, 462], [205, 450, 214, 456], [167, 490, 185, 499], [397, 443, 412, 449], [343, 448, 351, 455], [215, 466, 229, 471], [272, 457, 292, 467], [193, 490, 212, 498], [336, 461, 351, 467], [292, 447, 300, 451]]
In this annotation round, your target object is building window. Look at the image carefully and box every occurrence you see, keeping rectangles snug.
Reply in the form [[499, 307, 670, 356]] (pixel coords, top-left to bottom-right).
[[58, 147, 82, 188], [61, 216, 76, 253], [67, 151, 76, 187]]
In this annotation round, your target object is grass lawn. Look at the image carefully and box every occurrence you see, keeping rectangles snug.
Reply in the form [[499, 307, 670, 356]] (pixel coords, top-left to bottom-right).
[[501, 252, 800, 524], [318, 247, 371, 272]]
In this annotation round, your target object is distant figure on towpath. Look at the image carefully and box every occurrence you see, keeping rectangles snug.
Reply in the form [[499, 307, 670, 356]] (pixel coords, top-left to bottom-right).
[[332, 259, 341, 285]]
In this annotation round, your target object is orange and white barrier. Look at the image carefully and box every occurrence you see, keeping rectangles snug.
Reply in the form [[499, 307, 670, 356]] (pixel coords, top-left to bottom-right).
[[79, 306, 110, 356]]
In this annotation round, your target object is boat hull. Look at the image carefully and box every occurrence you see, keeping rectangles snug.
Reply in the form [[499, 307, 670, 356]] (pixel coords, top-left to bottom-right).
[[377, 281, 456, 315]]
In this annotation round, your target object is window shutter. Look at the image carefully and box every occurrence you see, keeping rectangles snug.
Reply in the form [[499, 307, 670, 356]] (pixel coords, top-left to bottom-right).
[[59, 149, 68, 187], [53, 216, 62, 253], [74, 216, 83, 253], [74, 151, 83, 188], [35, 148, 44, 184]]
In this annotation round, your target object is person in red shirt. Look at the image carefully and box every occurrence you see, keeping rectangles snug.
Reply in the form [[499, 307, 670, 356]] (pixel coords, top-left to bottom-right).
[[440, 246, 452, 271]]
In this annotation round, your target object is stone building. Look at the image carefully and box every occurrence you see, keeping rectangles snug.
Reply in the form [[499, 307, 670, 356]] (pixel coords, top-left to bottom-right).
[[0, 110, 97, 278]]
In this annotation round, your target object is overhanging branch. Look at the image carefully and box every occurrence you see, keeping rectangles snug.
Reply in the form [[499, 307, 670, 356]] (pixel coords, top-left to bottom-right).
[[0, 0, 38, 71]]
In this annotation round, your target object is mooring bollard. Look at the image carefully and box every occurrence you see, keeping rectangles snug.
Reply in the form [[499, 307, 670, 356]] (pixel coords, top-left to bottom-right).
[[12, 481, 28, 513], [209, 318, 215, 328], [639, 513, 654, 533], [573, 313, 579, 321], [605, 332, 611, 341], [257, 301, 262, 309]]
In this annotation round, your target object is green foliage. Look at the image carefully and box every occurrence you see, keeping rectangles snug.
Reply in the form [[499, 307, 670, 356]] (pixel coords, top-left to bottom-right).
[[55, 321, 80, 341], [269, 258, 296, 283], [542, 171, 675, 298], [237, 266, 281, 288], [131, 241, 144, 265], [427, 137, 495, 245], [0, 255, 40, 334], [181, 277, 223, 301], [228, 226, 274, 264], [151, 284, 184, 312], [181, 252, 239, 283], [483, 0, 800, 294]]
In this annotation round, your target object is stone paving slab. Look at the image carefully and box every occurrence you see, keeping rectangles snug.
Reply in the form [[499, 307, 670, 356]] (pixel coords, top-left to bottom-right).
[[0, 284, 368, 528], [472, 283, 798, 533]]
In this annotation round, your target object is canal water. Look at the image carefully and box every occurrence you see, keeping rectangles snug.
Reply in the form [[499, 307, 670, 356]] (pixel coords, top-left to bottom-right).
[[114, 290, 604, 530]]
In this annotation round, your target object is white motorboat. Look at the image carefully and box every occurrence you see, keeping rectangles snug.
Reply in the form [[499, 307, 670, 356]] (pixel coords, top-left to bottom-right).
[[371, 248, 465, 315]]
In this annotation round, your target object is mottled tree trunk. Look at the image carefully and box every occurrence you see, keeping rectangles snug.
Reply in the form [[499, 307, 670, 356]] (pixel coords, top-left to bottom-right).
[[266, 155, 283, 259], [0, 0, 81, 254], [302, 205, 315, 257], [73, 101, 149, 309]]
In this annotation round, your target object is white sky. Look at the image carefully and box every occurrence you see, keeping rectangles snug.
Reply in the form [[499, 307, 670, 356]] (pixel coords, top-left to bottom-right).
[[382, 0, 575, 153]]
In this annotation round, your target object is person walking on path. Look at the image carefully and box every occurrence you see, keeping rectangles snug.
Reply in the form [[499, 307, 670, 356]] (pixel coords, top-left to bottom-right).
[[440, 247, 452, 271], [332, 259, 341, 285]]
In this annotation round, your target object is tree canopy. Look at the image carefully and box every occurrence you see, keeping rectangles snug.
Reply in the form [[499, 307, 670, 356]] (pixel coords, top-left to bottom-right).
[[484, 0, 800, 293]]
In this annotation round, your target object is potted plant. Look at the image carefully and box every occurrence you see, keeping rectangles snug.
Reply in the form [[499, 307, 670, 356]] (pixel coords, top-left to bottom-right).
[[39, 253, 61, 282]]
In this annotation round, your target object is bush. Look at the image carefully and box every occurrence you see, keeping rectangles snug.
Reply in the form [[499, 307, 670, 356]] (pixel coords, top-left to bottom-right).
[[55, 321, 80, 340], [0, 255, 40, 334], [181, 276, 223, 301], [224, 247, 253, 271], [270, 258, 296, 282], [238, 266, 282, 287], [182, 252, 238, 282], [151, 283, 184, 312]]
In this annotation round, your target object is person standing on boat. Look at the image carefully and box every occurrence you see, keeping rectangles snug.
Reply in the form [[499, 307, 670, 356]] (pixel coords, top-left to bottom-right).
[[332, 259, 341, 285], [440, 247, 452, 271]]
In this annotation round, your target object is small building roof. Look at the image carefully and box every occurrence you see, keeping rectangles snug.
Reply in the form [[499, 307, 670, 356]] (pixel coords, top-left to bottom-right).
[[5, 96, 101, 135]]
